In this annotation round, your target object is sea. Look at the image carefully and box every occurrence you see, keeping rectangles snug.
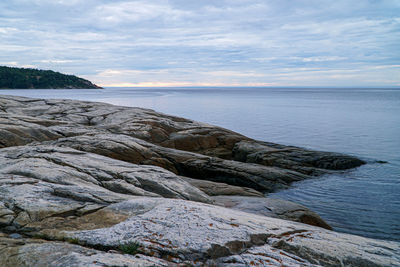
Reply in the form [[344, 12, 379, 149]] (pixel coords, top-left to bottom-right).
[[1, 87, 399, 242]]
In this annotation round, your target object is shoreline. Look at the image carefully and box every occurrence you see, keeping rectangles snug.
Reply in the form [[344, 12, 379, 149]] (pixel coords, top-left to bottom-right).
[[0, 94, 398, 266]]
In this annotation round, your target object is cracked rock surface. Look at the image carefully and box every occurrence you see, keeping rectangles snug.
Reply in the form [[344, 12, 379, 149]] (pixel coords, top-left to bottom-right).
[[0, 95, 397, 266]]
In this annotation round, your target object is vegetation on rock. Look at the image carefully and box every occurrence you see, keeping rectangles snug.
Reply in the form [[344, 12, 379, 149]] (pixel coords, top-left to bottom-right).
[[0, 66, 102, 89], [118, 241, 141, 255]]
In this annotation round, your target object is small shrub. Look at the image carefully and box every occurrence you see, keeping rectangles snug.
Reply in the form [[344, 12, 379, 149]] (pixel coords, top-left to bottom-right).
[[118, 241, 141, 255], [66, 237, 80, 245]]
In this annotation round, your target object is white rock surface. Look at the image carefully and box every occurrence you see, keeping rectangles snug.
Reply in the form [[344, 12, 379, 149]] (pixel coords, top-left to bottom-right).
[[66, 198, 400, 266]]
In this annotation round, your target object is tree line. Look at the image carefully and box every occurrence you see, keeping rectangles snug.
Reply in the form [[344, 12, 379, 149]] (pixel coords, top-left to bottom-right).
[[0, 66, 101, 89]]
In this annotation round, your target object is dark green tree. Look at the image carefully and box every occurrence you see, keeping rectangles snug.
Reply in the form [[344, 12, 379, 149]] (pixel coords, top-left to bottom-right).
[[0, 66, 102, 89]]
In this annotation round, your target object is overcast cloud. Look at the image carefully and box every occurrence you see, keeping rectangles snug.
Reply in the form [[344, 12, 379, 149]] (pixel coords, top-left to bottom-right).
[[1, 0, 399, 87]]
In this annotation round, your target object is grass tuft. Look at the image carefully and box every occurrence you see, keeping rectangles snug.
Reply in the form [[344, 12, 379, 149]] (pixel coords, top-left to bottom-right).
[[118, 241, 141, 255], [66, 237, 80, 245]]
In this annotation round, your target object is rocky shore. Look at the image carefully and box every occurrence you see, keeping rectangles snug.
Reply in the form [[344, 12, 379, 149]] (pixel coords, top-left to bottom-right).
[[0, 94, 398, 266]]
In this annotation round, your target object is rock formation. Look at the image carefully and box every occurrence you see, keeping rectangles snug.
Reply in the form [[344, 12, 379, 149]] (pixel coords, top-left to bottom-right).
[[0, 95, 398, 266]]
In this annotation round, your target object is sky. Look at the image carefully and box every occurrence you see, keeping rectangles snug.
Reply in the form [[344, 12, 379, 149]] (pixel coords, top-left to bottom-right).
[[0, 0, 399, 87]]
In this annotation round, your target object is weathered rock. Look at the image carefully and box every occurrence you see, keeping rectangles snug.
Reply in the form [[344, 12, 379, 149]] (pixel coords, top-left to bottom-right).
[[0, 237, 170, 266], [181, 177, 264, 197], [0, 144, 210, 203], [0, 144, 212, 232], [0, 114, 63, 148], [212, 196, 332, 230], [45, 133, 309, 192], [62, 198, 399, 267], [0, 95, 366, 193], [0, 95, 390, 266], [0, 95, 364, 173], [0, 202, 15, 226], [233, 140, 366, 175]]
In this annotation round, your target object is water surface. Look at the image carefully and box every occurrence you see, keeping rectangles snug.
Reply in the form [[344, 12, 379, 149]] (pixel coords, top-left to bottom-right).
[[1, 87, 399, 241]]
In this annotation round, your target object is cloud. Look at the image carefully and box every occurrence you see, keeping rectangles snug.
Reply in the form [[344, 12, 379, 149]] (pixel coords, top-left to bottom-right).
[[0, 61, 37, 68], [0, 61, 19, 66], [39, 60, 76, 64], [296, 56, 347, 62], [0, 0, 399, 87], [92, 1, 191, 25]]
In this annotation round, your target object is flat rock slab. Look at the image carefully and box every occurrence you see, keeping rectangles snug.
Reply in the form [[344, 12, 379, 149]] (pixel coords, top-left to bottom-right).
[[0, 237, 170, 267], [212, 195, 332, 230], [63, 198, 399, 266], [181, 176, 264, 197]]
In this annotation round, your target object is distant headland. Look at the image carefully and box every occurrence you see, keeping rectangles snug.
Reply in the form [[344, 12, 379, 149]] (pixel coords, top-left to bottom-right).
[[0, 66, 102, 89]]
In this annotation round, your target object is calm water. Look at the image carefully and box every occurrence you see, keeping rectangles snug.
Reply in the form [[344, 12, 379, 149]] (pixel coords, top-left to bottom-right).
[[1, 87, 399, 241]]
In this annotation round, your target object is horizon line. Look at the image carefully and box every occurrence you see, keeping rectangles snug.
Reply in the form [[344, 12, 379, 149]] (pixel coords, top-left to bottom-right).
[[102, 85, 400, 89]]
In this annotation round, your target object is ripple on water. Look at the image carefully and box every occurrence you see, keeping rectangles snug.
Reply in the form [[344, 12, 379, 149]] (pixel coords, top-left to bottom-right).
[[270, 164, 400, 241]]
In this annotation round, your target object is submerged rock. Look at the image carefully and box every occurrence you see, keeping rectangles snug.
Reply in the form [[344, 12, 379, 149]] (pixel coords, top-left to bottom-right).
[[0, 95, 393, 266]]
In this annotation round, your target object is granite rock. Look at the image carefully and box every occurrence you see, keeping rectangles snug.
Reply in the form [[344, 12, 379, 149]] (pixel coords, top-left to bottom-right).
[[63, 198, 400, 267], [0, 95, 391, 267], [212, 195, 332, 230]]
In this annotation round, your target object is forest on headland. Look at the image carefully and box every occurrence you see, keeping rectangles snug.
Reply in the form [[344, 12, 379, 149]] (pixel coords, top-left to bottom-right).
[[0, 66, 102, 89]]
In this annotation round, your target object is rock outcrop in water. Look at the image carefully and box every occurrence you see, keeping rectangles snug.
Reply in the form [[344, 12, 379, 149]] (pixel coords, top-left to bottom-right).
[[0, 95, 398, 266]]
